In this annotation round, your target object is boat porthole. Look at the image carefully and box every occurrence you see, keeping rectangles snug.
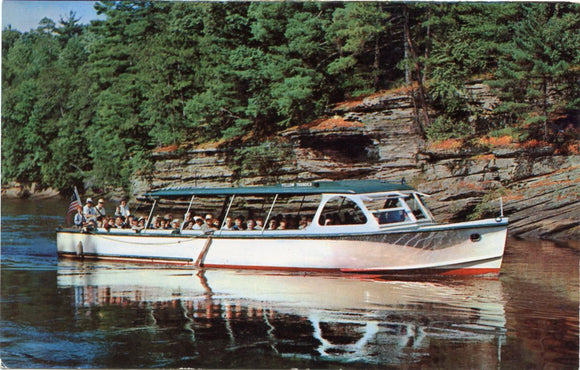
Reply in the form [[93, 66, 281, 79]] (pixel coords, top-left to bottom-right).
[[470, 233, 482, 242]]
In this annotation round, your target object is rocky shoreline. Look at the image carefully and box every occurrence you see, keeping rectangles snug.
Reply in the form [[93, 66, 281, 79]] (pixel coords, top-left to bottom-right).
[[2, 183, 61, 200]]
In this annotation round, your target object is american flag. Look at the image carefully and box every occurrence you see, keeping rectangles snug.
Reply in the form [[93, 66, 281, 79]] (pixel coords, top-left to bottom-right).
[[66, 188, 81, 225]]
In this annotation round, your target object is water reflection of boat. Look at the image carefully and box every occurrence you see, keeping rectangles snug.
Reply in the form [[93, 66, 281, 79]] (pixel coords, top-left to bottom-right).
[[57, 261, 506, 365]]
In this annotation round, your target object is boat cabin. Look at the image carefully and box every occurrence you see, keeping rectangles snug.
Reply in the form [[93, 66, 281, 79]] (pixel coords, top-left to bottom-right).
[[143, 180, 435, 234]]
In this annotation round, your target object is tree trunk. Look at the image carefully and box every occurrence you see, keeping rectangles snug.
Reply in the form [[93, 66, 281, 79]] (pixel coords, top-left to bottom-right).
[[403, 7, 430, 137], [374, 37, 380, 91], [404, 22, 411, 85], [424, 8, 431, 84], [543, 77, 548, 140]]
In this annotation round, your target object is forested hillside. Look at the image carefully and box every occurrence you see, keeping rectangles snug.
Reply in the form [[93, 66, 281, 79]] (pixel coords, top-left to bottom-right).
[[2, 2, 579, 193]]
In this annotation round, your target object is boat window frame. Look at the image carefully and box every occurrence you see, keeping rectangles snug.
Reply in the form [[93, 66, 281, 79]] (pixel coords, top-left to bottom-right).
[[314, 194, 371, 228], [411, 192, 435, 222], [360, 191, 431, 226]]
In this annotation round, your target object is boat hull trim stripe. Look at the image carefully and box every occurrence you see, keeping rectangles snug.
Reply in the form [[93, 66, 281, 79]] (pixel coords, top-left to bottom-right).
[[58, 252, 501, 276]]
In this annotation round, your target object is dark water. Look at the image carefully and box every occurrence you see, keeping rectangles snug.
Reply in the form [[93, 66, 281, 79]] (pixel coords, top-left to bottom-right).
[[1, 199, 578, 369]]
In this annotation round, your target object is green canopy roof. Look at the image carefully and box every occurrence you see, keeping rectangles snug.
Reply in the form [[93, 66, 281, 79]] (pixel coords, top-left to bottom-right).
[[144, 179, 414, 198]]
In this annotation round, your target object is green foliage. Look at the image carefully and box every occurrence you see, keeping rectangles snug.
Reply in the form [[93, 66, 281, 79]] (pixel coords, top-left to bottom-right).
[[326, 3, 395, 94], [468, 187, 508, 221], [2, 3, 579, 193], [425, 116, 472, 140], [490, 4, 580, 135], [488, 126, 527, 142], [231, 140, 294, 181]]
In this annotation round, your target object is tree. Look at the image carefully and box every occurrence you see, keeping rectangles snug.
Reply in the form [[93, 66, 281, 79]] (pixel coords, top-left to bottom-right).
[[1, 29, 65, 187], [55, 11, 84, 45], [326, 3, 397, 95], [491, 3, 580, 139]]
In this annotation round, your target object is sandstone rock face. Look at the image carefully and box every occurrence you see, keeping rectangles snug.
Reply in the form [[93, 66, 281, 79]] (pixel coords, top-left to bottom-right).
[[139, 88, 579, 240]]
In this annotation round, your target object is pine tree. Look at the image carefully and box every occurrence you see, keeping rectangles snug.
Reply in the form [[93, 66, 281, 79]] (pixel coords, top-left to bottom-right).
[[491, 3, 580, 139], [326, 2, 395, 96]]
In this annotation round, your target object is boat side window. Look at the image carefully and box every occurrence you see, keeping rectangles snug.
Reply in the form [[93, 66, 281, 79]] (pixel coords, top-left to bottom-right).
[[318, 196, 367, 226], [363, 196, 409, 224]]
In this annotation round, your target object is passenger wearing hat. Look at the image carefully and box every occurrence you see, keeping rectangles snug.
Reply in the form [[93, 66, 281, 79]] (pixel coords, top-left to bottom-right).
[[95, 198, 107, 217], [83, 198, 98, 223], [130, 216, 144, 232], [201, 214, 217, 232], [192, 216, 204, 230], [171, 219, 181, 230]]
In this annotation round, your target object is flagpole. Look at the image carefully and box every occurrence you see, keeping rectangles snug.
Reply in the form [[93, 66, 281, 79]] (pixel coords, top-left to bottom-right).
[[74, 186, 81, 204], [66, 186, 83, 227]]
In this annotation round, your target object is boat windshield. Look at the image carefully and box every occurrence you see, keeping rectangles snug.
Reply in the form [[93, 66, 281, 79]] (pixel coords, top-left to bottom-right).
[[407, 194, 431, 221], [362, 193, 433, 224], [362, 195, 410, 225]]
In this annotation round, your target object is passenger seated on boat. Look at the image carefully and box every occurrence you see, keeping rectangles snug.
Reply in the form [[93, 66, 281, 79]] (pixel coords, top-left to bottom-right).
[[277, 219, 287, 230], [83, 198, 98, 223], [114, 216, 124, 228], [171, 219, 180, 230], [150, 216, 161, 229], [115, 198, 131, 218], [183, 212, 193, 225], [201, 215, 218, 232], [74, 205, 85, 228], [165, 219, 173, 229], [222, 216, 236, 230], [268, 219, 278, 230], [298, 217, 310, 230], [158, 218, 168, 229], [255, 218, 264, 230], [192, 216, 203, 230], [131, 218, 144, 232], [287, 216, 299, 229], [124, 215, 135, 228], [101, 216, 112, 230], [246, 219, 257, 230], [234, 215, 245, 230]]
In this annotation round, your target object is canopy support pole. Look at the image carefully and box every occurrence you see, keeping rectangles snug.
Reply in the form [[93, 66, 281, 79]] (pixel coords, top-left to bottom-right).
[[218, 195, 236, 235], [144, 199, 157, 230], [262, 194, 278, 234], [182, 195, 196, 231]]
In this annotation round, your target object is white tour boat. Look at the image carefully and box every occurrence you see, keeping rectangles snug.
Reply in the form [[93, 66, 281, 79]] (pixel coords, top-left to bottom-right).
[[56, 180, 508, 276]]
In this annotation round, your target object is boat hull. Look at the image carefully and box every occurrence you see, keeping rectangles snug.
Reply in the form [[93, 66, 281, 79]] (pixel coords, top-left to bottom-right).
[[56, 218, 507, 276]]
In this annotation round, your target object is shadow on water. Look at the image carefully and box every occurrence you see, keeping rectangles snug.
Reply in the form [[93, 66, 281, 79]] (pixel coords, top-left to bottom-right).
[[1, 199, 578, 368]]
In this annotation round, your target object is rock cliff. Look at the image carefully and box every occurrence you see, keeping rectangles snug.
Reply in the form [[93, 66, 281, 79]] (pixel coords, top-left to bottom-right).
[[138, 85, 580, 239]]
